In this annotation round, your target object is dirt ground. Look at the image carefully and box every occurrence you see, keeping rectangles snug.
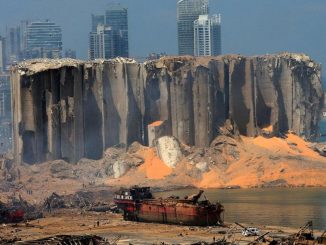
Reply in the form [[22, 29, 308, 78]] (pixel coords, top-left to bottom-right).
[[1, 209, 321, 245]]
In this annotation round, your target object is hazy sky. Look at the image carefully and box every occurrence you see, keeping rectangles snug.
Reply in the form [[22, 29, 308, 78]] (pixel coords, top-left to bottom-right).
[[0, 0, 326, 69]]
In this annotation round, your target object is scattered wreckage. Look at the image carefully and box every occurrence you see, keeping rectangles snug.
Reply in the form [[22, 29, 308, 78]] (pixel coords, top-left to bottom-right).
[[238, 221, 325, 245], [114, 186, 224, 226], [0, 202, 24, 223], [42, 192, 118, 213], [0, 234, 123, 245], [0, 197, 42, 224], [14, 235, 112, 245], [242, 227, 261, 237], [0, 191, 117, 225], [317, 230, 326, 245], [236, 222, 261, 237], [206, 221, 326, 245]]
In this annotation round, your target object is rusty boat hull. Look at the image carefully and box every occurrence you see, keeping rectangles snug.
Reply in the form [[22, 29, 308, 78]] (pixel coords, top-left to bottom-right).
[[114, 187, 224, 226], [138, 202, 222, 226]]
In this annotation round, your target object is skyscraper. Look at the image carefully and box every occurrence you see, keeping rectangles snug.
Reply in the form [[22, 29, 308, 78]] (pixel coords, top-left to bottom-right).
[[89, 4, 129, 60], [0, 74, 12, 153], [89, 25, 114, 60], [177, 0, 209, 55], [5, 21, 30, 64], [0, 75, 11, 120], [7, 26, 21, 63], [25, 21, 62, 59], [19, 20, 29, 52], [105, 4, 129, 57], [194, 14, 221, 56], [0, 37, 6, 72], [91, 14, 105, 32]]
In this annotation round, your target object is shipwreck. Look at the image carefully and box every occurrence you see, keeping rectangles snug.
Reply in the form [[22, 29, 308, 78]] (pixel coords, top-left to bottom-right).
[[114, 186, 224, 226]]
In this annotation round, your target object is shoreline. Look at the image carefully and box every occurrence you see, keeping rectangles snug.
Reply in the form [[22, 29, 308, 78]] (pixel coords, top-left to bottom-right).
[[3, 187, 326, 231], [0, 209, 324, 244]]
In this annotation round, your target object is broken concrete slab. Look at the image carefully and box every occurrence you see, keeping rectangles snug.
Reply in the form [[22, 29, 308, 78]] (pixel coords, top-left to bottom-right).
[[156, 136, 183, 168]]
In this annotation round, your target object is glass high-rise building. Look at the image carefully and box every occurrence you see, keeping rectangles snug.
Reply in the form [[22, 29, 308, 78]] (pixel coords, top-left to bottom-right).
[[0, 74, 12, 153], [89, 25, 114, 60], [25, 21, 62, 59], [194, 14, 221, 56], [6, 21, 29, 64], [7, 26, 21, 63], [89, 4, 129, 59], [19, 20, 29, 52], [0, 37, 6, 72], [5, 21, 30, 63], [0, 75, 11, 120], [91, 14, 105, 32], [177, 0, 209, 56], [105, 4, 129, 58]]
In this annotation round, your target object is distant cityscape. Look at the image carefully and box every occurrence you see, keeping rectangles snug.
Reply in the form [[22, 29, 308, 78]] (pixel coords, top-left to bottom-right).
[[177, 0, 221, 56], [0, 0, 222, 72], [89, 4, 129, 59]]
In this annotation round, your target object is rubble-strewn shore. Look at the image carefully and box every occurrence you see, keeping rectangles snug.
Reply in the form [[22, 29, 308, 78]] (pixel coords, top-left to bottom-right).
[[0, 209, 325, 245]]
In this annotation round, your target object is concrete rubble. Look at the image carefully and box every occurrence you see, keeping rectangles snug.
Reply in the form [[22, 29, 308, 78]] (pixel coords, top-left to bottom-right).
[[10, 53, 324, 164], [156, 136, 183, 168], [13, 235, 110, 244], [42, 191, 118, 212], [309, 142, 326, 157], [0, 197, 42, 223]]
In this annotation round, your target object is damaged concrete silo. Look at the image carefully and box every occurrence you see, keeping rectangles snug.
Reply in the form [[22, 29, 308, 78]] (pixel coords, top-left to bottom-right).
[[11, 53, 324, 164]]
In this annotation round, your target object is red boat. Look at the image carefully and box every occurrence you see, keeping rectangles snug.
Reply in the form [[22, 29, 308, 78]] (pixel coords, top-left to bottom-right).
[[114, 187, 224, 226]]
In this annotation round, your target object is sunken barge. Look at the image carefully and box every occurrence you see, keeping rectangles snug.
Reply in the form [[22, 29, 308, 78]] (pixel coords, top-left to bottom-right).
[[114, 187, 224, 226]]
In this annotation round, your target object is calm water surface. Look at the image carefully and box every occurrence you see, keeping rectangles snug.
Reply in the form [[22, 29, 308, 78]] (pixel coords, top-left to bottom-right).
[[155, 188, 326, 230], [319, 120, 326, 142]]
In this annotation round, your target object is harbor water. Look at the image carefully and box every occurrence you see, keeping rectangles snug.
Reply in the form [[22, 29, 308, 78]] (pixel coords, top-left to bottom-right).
[[156, 188, 326, 230], [319, 119, 326, 142]]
